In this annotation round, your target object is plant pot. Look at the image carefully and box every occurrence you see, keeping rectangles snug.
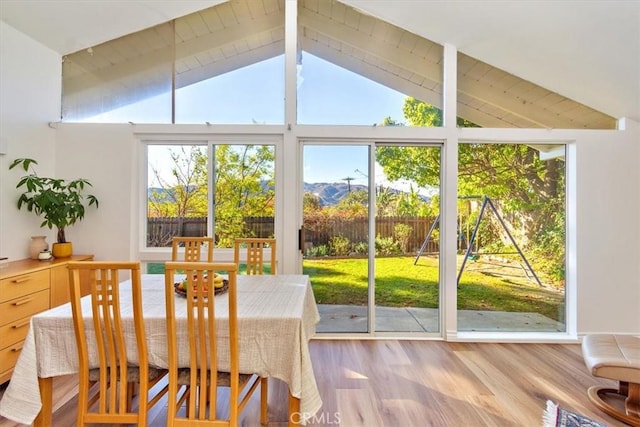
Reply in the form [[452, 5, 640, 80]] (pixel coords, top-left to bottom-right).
[[52, 242, 73, 258], [29, 236, 49, 260]]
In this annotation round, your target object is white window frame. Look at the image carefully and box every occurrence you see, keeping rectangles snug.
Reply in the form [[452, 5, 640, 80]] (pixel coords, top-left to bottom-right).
[[135, 131, 284, 265]]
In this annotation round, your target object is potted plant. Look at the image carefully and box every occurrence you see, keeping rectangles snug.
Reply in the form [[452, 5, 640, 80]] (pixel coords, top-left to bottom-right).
[[9, 158, 99, 258]]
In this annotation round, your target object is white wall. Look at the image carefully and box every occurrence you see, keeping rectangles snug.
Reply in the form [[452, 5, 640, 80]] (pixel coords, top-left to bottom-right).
[[0, 22, 62, 260], [55, 124, 136, 261], [575, 120, 640, 334]]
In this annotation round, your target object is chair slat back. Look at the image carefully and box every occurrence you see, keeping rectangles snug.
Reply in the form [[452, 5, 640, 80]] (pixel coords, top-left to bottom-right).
[[68, 261, 149, 423], [164, 261, 239, 422], [171, 237, 214, 262], [233, 238, 276, 275]]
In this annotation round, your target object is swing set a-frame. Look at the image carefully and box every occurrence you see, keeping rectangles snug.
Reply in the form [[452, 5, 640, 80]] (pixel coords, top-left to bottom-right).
[[414, 195, 543, 287]]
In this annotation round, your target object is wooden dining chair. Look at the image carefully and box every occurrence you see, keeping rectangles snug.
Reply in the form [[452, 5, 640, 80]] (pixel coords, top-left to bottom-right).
[[164, 261, 268, 426], [67, 261, 168, 426], [233, 238, 276, 275], [171, 236, 214, 262]]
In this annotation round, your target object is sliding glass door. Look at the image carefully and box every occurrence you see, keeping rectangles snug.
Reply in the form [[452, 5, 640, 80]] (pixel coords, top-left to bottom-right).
[[302, 144, 370, 333], [302, 141, 441, 335], [374, 144, 441, 333]]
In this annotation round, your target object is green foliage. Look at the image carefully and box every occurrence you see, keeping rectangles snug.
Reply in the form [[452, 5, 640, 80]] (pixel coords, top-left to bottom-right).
[[353, 241, 369, 255], [213, 144, 275, 246], [376, 145, 441, 188], [375, 185, 396, 216], [330, 235, 351, 256], [9, 158, 99, 243], [394, 223, 412, 253], [529, 210, 566, 283], [329, 189, 368, 217], [376, 98, 566, 282], [303, 192, 321, 214], [393, 186, 432, 217], [375, 234, 401, 256], [149, 144, 275, 247], [306, 244, 329, 258], [402, 98, 479, 128]]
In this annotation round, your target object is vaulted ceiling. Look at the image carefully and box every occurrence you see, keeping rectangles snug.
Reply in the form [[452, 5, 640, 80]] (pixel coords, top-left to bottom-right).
[[2, 0, 638, 126]]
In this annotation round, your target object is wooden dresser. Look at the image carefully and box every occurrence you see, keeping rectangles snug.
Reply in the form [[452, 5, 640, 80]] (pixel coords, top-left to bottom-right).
[[0, 255, 93, 384]]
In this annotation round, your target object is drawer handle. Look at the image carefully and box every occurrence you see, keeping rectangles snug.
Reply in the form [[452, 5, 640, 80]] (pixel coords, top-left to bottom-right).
[[12, 320, 30, 329], [12, 297, 34, 306], [11, 345, 23, 352], [12, 277, 31, 284]]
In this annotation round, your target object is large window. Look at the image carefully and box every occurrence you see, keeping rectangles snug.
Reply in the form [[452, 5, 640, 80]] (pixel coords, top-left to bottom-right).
[[456, 142, 566, 332]]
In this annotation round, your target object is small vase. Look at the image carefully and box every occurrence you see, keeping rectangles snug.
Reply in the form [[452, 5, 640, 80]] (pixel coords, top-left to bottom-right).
[[29, 236, 48, 260]]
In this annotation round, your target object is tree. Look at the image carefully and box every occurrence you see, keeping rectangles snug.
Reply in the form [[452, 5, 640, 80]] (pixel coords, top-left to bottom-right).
[[213, 144, 275, 246], [329, 189, 368, 217], [377, 98, 565, 281], [148, 146, 207, 218], [147, 146, 208, 246]]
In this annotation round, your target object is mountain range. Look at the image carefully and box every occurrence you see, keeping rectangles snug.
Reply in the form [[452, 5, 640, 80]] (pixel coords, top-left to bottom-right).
[[149, 182, 429, 207], [304, 182, 430, 206]]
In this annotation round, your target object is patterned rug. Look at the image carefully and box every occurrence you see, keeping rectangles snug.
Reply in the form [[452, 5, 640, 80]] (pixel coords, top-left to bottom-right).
[[543, 401, 606, 427]]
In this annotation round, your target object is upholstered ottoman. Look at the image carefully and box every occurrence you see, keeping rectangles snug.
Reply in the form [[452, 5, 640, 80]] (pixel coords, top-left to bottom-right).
[[582, 334, 640, 426]]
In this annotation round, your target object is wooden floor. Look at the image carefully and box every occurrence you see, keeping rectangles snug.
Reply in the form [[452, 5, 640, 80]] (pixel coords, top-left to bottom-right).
[[0, 340, 626, 426]]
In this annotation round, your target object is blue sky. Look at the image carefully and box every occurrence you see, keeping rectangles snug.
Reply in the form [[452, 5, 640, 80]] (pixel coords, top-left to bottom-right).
[[92, 52, 408, 127], [176, 52, 408, 126], [101, 52, 415, 187]]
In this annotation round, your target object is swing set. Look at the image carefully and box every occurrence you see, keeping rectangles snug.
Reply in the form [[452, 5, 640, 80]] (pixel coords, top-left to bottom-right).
[[414, 195, 542, 287]]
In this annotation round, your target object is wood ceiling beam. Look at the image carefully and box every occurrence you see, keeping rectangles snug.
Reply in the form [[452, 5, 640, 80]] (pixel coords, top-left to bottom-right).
[[298, 8, 443, 86], [63, 12, 284, 96], [299, 6, 613, 129], [175, 42, 283, 89], [301, 38, 443, 113]]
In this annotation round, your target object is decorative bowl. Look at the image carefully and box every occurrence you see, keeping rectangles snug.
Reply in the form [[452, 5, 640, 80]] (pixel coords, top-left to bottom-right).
[[174, 279, 228, 297]]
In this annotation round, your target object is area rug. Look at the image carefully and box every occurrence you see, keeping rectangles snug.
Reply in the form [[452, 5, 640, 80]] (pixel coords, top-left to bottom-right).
[[543, 400, 606, 427]]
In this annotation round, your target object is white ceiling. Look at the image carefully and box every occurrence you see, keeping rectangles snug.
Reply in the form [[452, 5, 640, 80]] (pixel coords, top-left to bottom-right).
[[1, 0, 638, 122]]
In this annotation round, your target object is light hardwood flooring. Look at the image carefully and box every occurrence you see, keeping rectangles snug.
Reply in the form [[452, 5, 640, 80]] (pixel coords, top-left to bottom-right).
[[0, 340, 626, 426]]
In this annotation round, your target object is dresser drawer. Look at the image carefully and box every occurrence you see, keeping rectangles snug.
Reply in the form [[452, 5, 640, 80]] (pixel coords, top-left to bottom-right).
[[0, 289, 50, 328], [0, 270, 50, 303], [0, 316, 31, 349], [0, 340, 25, 375]]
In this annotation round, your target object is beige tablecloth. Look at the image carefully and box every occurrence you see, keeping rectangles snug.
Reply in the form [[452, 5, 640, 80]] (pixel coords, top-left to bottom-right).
[[0, 274, 321, 424]]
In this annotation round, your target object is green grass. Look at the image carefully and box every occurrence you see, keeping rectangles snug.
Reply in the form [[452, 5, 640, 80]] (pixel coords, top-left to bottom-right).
[[303, 256, 565, 321]]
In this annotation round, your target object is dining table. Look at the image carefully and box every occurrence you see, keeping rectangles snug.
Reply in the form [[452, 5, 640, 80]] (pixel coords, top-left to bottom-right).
[[0, 273, 322, 426]]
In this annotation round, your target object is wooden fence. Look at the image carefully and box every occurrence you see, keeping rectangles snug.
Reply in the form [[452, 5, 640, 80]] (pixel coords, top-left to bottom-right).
[[147, 216, 438, 253], [147, 217, 274, 247], [303, 216, 438, 253]]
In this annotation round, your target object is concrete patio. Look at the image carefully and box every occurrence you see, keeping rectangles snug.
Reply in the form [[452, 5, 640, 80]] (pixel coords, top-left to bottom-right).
[[316, 304, 565, 333]]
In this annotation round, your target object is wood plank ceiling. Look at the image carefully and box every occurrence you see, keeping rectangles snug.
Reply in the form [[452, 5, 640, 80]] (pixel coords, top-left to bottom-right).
[[62, 0, 615, 129]]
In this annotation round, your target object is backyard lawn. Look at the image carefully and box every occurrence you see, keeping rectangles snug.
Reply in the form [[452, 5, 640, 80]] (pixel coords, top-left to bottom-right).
[[303, 255, 565, 321]]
